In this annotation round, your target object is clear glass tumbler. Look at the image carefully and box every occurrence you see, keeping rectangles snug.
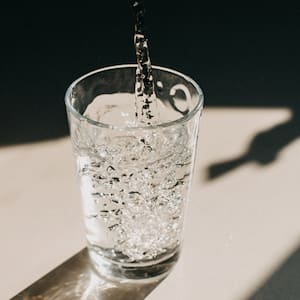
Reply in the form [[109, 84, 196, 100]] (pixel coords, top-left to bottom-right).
[[65, 64, 203, 281]]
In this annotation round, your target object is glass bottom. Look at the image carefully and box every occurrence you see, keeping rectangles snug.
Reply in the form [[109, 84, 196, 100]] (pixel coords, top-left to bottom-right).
[[88, 246, 179, 282]]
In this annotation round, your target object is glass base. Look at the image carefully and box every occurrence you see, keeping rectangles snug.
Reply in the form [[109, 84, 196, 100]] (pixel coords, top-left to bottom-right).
[[88, 247, 179, 282]]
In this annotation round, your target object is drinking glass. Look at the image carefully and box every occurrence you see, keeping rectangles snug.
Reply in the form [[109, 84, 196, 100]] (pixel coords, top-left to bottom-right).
[[65, 64, 203, 281]]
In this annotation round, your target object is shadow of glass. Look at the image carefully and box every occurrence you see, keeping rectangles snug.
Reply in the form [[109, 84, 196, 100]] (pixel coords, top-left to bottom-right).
[[207, 106, 300, 180], [245, 246, 300, 300], [12, 248, 165, 300]]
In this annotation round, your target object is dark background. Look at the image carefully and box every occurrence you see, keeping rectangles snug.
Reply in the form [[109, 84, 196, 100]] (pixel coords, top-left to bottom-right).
[[1, 2, 300, 145]]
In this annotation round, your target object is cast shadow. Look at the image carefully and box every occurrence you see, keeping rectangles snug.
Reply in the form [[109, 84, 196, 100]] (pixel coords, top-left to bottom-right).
[[245, 245, 300, 300], [12, 248, 165, 300], [207, 105, 300, 180]]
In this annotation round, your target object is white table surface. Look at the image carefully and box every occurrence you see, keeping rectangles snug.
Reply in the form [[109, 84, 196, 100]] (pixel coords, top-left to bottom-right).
[[1, 108, 299, 300]]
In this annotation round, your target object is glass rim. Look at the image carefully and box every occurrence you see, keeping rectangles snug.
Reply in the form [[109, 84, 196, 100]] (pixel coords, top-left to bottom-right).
[[65, 64, 204, 131]]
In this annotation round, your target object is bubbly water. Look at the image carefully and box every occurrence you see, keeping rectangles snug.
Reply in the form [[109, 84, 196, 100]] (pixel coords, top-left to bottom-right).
[[74, 94, 192, 263], [71, 1, 197, 270]]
